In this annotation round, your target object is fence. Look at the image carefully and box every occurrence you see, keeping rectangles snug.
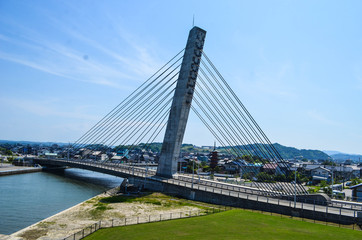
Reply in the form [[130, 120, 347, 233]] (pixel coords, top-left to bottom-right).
[[63, 201, 361, 240], [63, 207, 229, 240], [246, 206, 362, 231]]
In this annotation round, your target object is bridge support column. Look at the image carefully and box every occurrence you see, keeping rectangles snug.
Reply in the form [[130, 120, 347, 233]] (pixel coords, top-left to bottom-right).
[[156, 27, 206, 178]]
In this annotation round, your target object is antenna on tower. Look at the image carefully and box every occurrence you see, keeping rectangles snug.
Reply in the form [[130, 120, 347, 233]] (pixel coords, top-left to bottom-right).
[[192, 14, 195, 27]]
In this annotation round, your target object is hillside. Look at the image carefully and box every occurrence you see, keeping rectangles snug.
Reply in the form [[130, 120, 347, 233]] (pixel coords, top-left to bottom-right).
[[0, 140, 331, 161], [216, 143, 330, 160], [273, 143, 331, 160], [330, 153, 362, 162]]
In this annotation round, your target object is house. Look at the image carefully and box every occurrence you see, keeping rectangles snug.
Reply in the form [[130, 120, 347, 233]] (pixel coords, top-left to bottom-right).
[[140, 154, 155, 163], [302, 164, 321, 172], [224, 160, 247, 173], [348, 165, 361, 178], [197, 155, 209, 162], [177, 158, 188, 173], [324, 165, 359, 180], [44, 153, 57, 159], [262, 163, 282, 175], [349, 183, 362, 202], [224, 161, 239, 173], [311, 166, 331, 182], [241, 163, 263, 178], [111, 155, 123, 162]]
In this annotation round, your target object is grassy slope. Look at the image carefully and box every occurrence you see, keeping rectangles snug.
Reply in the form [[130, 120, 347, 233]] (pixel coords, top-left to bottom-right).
[[100, 192, 217, 211], [84, 209, 362, 240]]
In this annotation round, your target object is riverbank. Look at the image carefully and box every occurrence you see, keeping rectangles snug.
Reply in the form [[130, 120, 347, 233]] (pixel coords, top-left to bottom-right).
[[5, 189, 216, 240], [0, 164, 42, 176]]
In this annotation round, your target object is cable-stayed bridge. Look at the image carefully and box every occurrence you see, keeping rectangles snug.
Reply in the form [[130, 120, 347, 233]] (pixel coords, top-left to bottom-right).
[[67, 26, 306, 196], [34, 27, 362, 225]]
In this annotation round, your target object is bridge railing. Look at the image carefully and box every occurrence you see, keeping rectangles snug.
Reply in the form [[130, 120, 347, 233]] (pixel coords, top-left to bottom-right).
[[163, 176, 362, 212]]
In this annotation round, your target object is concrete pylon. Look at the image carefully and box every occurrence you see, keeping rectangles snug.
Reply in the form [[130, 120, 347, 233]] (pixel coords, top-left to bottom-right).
[[156, 27, 206, 178]]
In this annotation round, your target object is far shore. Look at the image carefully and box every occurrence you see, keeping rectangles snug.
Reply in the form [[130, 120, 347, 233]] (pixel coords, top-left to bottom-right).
[[0, 163, 42, 176]]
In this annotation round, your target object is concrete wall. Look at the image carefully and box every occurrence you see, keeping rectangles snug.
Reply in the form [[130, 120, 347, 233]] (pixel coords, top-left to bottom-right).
[[139, 178, 360, 225]]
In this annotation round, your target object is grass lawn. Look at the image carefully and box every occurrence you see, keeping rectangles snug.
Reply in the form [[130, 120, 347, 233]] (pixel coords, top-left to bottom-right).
[[83, 209, 362, 240]]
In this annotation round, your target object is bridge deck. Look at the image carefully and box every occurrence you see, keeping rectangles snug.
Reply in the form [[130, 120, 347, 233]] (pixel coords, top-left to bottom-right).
[[33, 158, 362, 222]]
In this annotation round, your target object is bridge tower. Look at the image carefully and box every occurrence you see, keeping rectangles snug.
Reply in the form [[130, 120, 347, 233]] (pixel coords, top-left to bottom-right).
[[156, 27, 206, 178]]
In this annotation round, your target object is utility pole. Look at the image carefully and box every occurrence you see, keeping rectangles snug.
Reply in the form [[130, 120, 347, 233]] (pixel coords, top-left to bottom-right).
[[198, 160, 201, 183], [294, 167, 297, 208], [67, 143, 70, 161], [191, 158, 195, 189], [331, 168, 334, 199], [144, 154, 148, 188]]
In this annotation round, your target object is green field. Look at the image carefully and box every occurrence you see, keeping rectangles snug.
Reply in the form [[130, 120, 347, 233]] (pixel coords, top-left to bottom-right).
[[84, 209, 362, 240]]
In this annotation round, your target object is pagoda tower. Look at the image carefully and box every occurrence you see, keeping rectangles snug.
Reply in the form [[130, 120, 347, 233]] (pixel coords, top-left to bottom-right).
[[210, 142, 219, 169]]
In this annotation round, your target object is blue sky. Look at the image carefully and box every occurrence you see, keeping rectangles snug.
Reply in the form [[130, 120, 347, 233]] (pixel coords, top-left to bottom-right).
[[1, 0, 362, 154]]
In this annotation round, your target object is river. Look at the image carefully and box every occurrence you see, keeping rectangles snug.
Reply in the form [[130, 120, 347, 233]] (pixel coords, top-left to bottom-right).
[[0, 169, 123, 235]]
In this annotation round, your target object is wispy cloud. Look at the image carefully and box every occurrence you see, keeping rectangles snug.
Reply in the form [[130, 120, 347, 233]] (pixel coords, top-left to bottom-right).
[[306, 110, 341, 127], [0, 33, 134, 90], [235, 61, 298, 100], [0, 97, 100, 121], [0, 9, 164, 90]]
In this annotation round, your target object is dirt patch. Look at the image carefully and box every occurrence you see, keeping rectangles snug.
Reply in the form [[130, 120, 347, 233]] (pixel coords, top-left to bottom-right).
[[9, 192, 217, 240], [19, 229, 47, 240]]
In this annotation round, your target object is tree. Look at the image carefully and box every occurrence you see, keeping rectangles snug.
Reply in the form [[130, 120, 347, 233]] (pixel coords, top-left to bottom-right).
[[274, 174, 286, 182], [320, 180, 328, 188], [242, 172, 254, 180], [255, 172, 275, 183], [322, 186, 332, 195], [322, 160, 336, 166], [350, 178, 362, 186], [7, 156, 14, 163], [186, 160, 199, 173], [307, 186, 320, 194]]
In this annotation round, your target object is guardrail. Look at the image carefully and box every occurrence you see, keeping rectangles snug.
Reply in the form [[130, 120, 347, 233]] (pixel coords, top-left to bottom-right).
[[36, 159, 362, 213]]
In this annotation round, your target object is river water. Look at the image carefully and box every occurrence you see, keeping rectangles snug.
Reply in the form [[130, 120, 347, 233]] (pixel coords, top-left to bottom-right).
[[0, 169, 123, 235]]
